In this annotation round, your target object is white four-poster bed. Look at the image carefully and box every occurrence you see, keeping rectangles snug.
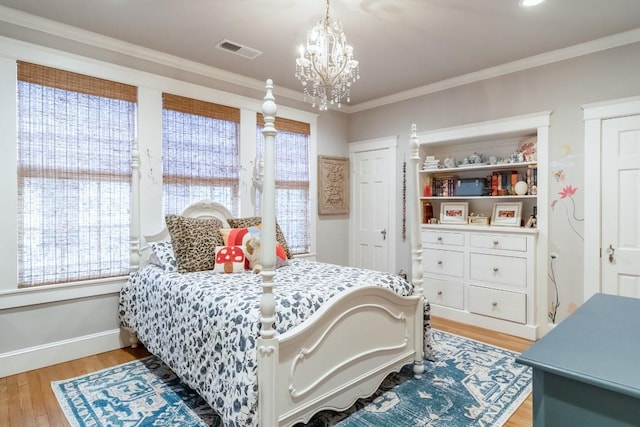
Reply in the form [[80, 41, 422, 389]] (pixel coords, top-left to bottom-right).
[[120, 80, 431, 426]]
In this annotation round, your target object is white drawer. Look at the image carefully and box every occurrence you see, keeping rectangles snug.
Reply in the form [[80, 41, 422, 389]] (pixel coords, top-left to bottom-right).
[[469, 233, 527, 252], [422, 230, 465, 246], [423, 248, 464, 278], [423, 278, 464, 310], [468, 285, 526, 323], [469, 253, 527, 287]]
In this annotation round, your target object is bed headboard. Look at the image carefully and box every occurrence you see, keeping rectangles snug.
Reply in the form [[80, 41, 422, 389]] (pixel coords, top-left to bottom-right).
[[143, 200, 233, 243], [133, 200, 234, 268]]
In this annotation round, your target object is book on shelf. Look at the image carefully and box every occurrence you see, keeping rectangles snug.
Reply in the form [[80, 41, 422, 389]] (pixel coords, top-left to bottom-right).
[[431, 175, 457, 197], [525, 165, 538, 194], [489, 169, 526, 196], [491, 173, 498, 196]]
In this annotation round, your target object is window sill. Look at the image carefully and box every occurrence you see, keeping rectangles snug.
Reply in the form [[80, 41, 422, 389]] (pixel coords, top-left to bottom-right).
[[0, 276, 127, 309], [293, 252, 317, 261]]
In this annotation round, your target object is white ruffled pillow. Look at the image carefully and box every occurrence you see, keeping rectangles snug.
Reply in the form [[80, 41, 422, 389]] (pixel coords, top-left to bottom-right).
[[148, 241, 178, 272]]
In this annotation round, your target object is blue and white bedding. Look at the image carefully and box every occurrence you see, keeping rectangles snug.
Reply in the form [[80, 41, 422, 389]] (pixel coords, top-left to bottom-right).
[[119, 258, 432, 427]]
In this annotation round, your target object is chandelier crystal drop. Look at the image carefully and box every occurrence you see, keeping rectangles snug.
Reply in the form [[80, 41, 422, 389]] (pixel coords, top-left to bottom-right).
[[295, 0, 359, 111]]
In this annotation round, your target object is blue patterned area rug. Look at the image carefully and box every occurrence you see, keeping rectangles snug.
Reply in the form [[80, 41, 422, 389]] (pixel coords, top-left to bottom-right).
[[52, 330, 531, 427]]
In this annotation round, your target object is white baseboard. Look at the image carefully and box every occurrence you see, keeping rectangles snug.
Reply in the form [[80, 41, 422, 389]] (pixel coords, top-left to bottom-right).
[[0, 328, 129, 378]]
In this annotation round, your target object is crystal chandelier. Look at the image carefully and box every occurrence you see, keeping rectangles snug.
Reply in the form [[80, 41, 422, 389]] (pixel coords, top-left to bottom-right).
[[295, 0, 359, 111]]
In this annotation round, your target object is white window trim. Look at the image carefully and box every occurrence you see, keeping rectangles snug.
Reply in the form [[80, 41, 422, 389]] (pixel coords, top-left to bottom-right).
[[0, 277, 126, 309]]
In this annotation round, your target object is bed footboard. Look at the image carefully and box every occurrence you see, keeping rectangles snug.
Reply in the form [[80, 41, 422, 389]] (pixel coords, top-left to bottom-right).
[[257, 286, 423, 427]]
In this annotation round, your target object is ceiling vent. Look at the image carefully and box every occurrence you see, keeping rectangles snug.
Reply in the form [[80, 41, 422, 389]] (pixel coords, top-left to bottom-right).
[[215, 39, 262, 60]]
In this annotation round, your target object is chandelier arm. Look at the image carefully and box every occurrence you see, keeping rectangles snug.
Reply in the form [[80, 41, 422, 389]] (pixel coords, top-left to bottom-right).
[[325, 0, 330, 26]]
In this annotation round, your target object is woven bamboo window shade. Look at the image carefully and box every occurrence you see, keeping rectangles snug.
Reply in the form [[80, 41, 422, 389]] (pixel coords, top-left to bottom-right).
[[257, 114, 311, 135], [256, 113, 311, 254], [17, 61, 137, 287], [162, 93, 241, 216], [18, 61, 137, 102]]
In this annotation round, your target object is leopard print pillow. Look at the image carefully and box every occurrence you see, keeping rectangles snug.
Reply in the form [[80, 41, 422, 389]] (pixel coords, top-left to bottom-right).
[[227, 216, 292, 259], [165, 215, 225, 273]]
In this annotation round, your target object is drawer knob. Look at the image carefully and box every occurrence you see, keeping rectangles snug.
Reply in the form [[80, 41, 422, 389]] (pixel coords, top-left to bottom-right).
[[437, 236, 443, 241], [492, 301, 498, 307], [492, 267, 499, 272], [437, 260, 443, 265], [437, 290, 443, 296], [493, 240, 499, 245]]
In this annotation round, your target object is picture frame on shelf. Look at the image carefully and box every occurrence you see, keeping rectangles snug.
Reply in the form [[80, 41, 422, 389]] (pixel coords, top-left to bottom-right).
[[492, 202, 523, 227], [440, 202, 469, 224]]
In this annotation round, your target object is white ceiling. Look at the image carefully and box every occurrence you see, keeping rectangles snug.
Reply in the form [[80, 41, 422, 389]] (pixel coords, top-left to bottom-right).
[[1, 0, 639, 111]]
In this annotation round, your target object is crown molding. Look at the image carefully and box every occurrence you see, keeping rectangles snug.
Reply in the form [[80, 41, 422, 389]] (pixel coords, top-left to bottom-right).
[[1, 6, 638, 114], [0, 5, 307, 105], [348, 27, 640, 113]]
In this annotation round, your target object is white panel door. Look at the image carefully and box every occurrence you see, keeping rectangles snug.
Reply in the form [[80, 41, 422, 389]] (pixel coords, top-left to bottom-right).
[[352, 148, 391, 272], [601, 115, 640, 297]]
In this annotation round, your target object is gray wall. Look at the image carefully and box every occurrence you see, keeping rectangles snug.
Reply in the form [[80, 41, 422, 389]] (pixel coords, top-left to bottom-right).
[[1, 294, 120, 353], [348, 41, 640, 324], [315, 110, 351, 265]]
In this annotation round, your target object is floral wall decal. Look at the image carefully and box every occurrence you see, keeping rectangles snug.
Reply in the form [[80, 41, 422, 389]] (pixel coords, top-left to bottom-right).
[[548, 157, 584, 324], [548, 255, 560, 323], [551, 183, 584, 241], [558, 184, 577, 198]]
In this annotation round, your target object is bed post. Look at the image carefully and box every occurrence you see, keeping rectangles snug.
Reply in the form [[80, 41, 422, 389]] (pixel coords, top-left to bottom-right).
[[130, 138, 141, 271], [128, 138, 141, 349], [410, 124, 425, 377], [257, 79, 278, 427]]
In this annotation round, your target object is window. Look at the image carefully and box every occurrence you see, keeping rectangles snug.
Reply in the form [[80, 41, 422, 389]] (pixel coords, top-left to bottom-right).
[[162, 94, 240, 216], [17, 62, 137, 287], [256, 115, 311, 254]]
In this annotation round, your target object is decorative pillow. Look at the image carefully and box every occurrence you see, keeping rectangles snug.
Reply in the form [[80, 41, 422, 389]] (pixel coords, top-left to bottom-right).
[[219, 225, 262, 247], [213, 245, 246, 274], [220, 226, 288, 271], [149, 240, 177, 272], [227, 216, 292, 259], [219, 225, 261, 270], [165, 214, 225, 273], [245, 234, 288, 272]]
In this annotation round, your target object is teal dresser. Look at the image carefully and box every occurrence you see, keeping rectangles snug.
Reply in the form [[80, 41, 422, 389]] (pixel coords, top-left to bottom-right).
[[516, 293, 640, 426]]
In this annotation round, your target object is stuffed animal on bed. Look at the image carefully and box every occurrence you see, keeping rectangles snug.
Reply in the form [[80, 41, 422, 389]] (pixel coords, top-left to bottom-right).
[[245, 234, 289, 273], [245, 236, 263, 273]]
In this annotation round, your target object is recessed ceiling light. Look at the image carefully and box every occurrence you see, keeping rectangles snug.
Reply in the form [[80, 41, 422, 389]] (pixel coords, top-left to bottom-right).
[[520, 0, 545, 7]]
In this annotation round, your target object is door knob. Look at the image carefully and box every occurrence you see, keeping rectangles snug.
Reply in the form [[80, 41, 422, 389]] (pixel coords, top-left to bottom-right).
[[381, 229, 387, 240], [606, 244, 615, 263]]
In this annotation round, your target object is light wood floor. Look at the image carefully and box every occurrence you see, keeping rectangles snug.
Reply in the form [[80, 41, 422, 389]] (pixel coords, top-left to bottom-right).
[[0, 316, 533, 426]]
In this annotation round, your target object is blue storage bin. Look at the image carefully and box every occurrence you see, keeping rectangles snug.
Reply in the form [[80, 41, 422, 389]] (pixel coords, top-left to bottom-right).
[[456, 178, 485, 196]]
